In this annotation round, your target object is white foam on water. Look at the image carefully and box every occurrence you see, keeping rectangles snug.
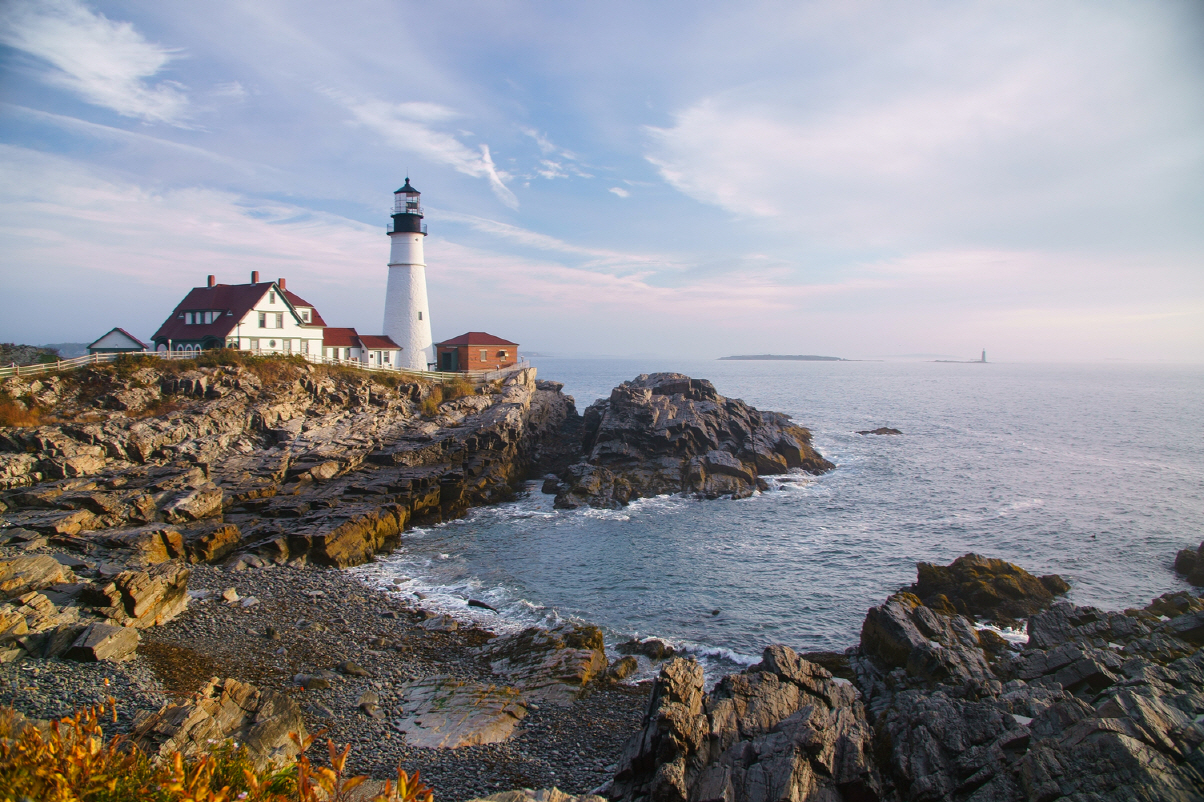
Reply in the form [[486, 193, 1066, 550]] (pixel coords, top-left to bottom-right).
[[975, 622, 1029, 646]]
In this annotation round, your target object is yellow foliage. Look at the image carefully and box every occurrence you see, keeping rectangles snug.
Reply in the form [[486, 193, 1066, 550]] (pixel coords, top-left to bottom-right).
[[0, 702, 433, 802]]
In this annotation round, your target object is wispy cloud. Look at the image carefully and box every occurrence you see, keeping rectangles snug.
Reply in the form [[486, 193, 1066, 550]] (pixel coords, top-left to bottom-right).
[[434, 208, 678, 273], [329, 93, 519, 209], [0, 0, 189, 125], [609, 187, 630, 198]]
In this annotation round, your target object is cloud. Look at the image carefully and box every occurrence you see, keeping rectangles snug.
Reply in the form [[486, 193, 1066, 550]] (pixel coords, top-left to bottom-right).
[[330, 94, 519, 209], [434, 208, 678, 273], [0, 0, 189, 125], [645, 6, 1204, 251], [609, 187, 630, 198]]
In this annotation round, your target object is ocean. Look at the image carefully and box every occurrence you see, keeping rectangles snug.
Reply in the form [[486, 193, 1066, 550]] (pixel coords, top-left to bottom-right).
[[352, 359, 1204, 677]]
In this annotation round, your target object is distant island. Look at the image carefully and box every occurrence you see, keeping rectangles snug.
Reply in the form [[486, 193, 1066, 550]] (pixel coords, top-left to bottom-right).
[[719, 354, 845, 361]]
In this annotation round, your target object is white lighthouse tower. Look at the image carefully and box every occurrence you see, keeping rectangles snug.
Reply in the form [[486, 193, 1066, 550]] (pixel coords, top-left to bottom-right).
[[382, 179, 434, 370]]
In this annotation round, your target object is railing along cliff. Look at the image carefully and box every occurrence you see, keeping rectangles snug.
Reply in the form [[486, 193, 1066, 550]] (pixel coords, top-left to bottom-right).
[[0, 351, 530, 384]]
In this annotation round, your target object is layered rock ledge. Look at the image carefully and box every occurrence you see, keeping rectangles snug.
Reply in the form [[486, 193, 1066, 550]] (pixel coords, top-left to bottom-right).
[[552, 373, 833, 509]]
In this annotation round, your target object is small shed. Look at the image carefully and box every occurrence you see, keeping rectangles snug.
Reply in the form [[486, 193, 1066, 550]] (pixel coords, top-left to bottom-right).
[[435, 332, 518, 372], [88, 328, 148, 354]]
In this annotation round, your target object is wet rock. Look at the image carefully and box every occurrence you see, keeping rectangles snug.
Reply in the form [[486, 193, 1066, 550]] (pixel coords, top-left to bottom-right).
[[554, 373, 831, 508], [907, 553, 1070, 622], [617, 637, 677, 661], [132, 677, 305, 771], [1174, 542, 1204, 586], [394, 675, 528, 748], [607, 656, 638, 681], [857, 427, 903, 435]]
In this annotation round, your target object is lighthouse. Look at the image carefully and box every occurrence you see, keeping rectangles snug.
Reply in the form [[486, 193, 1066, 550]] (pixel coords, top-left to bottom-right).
[[382, 179, 434, 370]]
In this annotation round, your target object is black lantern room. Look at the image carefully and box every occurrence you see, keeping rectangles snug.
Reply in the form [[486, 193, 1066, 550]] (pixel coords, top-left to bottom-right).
[[390, 178, 425, 235]]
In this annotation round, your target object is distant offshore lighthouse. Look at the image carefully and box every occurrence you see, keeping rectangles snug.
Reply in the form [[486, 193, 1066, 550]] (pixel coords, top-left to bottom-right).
[[382, 179, 434, 370]]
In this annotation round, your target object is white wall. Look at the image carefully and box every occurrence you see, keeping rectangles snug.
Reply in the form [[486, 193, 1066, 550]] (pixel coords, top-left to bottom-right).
[[383, 232, 434, 370]]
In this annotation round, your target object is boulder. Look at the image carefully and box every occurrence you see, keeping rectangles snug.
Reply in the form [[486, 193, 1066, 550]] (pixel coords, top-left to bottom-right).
[[65, 622, 140, 662], [908, 553, 1070, 622], [87, 563, 190, 628], [183, 521, 242, 563], [857, 427, 903, 435], [0, 555, 76, 598], [1174, 542, 1204, 586], [860, 592, 995, 685], [554, 373, 832, 508], [479, 622, 608, 704], [100, 524, 185, 565], [133, 677, 305, 771], [394, 675, 528, 748], [465, 790, 606, 802]]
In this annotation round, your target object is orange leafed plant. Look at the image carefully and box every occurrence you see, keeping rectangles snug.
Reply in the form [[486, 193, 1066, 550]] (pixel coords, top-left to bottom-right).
[[0, 701, 433, 802]]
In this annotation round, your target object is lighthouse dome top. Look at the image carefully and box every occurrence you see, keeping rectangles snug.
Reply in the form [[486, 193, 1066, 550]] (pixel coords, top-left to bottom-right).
[[395, 178, 420, 195]]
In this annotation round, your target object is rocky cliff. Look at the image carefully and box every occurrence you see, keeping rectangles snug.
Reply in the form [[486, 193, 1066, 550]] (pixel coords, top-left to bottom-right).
[[610, 555, 1204, 802], [553, 373, 833, 509], [0, 357, 576, 570]]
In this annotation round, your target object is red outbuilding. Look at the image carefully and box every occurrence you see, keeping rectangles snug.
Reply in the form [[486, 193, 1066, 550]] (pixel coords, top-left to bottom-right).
[[434, 332, 518, 372]]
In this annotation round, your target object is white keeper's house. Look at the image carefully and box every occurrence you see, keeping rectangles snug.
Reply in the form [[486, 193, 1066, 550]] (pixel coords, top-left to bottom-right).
[[151, 271, 402, 365]]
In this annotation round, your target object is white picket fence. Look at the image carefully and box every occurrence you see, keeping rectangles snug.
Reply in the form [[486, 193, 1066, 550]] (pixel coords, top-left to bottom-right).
[[0, 350, 529, 384]]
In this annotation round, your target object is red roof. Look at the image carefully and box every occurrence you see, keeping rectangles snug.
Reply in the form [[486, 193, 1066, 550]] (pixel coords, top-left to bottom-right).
[[283, 290, 327, 326], [358, 335, 400, 350], [152, 282, 323, 344], [323, 327, 360, 348], [435, 331, 518, 347]]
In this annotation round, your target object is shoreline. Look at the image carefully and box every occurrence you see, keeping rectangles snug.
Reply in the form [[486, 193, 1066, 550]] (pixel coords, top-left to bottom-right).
[[0, 556, 649, 801]]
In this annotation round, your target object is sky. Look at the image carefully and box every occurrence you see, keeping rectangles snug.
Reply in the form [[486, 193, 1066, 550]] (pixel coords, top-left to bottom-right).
[[1, 0, 1201, 361]]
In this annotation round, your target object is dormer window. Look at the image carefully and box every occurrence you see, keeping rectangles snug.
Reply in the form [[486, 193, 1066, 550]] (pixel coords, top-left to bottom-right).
[[300, 309, 310, 322]]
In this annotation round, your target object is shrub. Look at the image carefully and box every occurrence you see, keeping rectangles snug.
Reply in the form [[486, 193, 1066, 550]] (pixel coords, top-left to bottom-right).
[[420, 386, 443, 417], [442, 377, 474, 401], [0, 397, 40, 428], [0, 701, 433, 802]]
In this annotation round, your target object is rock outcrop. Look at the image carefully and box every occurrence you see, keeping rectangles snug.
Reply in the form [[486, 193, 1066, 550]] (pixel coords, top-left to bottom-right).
[[609, 555, 1204, 802], [907, 553, 1070, 624], [610, 646, 882, 802], [553, 373, 832, 509], [1, 360, 578, 572]]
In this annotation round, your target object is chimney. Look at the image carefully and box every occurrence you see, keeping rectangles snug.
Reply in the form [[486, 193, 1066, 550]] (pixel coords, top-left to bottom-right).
[[251, 270, 259, 284], [207, 274, 215, 288], [278, 278, 286, 290]]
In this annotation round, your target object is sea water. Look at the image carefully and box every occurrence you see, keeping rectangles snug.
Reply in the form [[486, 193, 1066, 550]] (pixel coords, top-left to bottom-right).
[[352, 359, 1204, 676]]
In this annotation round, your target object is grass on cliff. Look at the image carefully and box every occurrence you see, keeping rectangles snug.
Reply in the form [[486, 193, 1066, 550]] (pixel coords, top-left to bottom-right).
[[0, 700, 433, 802]]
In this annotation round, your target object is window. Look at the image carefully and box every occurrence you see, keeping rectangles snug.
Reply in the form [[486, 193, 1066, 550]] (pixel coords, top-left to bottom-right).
[[383, 352, 390, 363], [258, 312, 266, 328], [498, 350, 508, 358], [343, 347, 350, 360], [185, 312, 194, 324], [418, 311, 422, 320], [301, 339, 309, 354], [249, 338, 259, 350], [269, 291, 276, 304], [300, 310, 310, 322], [479, 350, 487, 361], [268, 339, 277, 348], [275, 312, 283, 328], [284, 339, 292, 353]]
